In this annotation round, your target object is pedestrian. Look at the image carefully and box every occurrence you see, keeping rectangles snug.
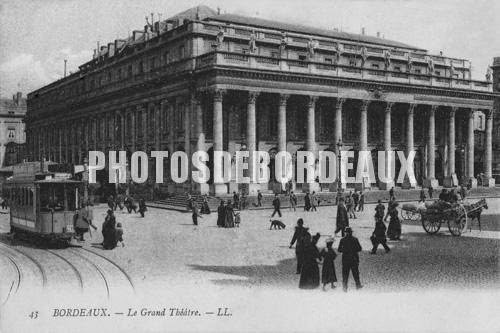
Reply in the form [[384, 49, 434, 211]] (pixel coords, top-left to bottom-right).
[[304, 191, 311, 211], [338, 227, 363, 291], [224, 200, 235, 228], [233, 191, 240, 210], [385, 199, 401, 240], [115, 223, 125, 247], [124, 196, 137, 213], [299, 233, 321, 289], [192, 203, 202, 225], [375, 199, 385, 221], [358, 191, 364, 212], [257, 190, 263, 207], [289, 191, 297, 211], [346, 191, 356, 219], [0, 197, 6, 210], [370, 218, 390, 254], [73, 203, 90, 241], [428, 186, 434, 199], [290, 218, 310, 274], [187, 193, 194, 210], [114, 194, 124, 211], [271, 194, 281, 217], [217, 200, 226, 227], [389, 187, 395, 201], [439, 189, 448, 201], [311, 191, 318, 212], [352, 190, 359, 212], [334, 197, 349, 237], [107, 195, 115, 211], [449, 189, 458, 204], [320, 237, 338, 290], [200, 195, 211, 214], [102, 209, 117, 250], [419, 188, 426, 203], [138, 197, 147, 218], [460, 185, 467, 200]]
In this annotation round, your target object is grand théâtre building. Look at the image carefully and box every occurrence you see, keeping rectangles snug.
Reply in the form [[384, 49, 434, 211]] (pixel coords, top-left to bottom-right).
[[25, 6, 499, 195]]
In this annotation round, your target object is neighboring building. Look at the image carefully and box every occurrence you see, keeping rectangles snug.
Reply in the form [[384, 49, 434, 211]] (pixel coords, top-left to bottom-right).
[[0, 92, 26, 167], [25, 5, 498, 195], [491, 56, 500, 183]]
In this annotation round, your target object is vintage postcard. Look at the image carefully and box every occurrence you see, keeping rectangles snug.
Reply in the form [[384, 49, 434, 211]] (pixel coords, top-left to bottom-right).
[[0, 0, 499, 332]]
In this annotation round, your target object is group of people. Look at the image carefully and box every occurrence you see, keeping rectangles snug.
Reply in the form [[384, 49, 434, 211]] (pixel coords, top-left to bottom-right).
[[290, 218, 363, 291], [303, 191, 320, 212], [107, 194, 147, 217], [101, 209, 125, 249], [216, 200, 240, 228]]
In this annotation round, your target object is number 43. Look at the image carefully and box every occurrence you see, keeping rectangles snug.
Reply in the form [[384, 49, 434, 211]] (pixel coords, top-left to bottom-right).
[[29, 311, 38, 319]]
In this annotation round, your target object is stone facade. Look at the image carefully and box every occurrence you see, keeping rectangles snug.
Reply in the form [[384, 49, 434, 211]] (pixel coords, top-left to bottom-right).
[[25, 6, 498, 195], [0, 92, 26, 167]]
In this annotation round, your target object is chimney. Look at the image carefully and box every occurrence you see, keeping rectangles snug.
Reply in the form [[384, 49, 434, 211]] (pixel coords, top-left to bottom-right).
[[13, 92, 22, 105], [376, 32, 380, 38], [133, 30, 144, 41], [108, 43, 115, 57], [361, 27, 365, 35], [115, 39, 126, 51]]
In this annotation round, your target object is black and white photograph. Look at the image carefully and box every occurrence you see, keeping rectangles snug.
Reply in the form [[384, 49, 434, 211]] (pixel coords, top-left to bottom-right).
[[0, 0, 499, 332]]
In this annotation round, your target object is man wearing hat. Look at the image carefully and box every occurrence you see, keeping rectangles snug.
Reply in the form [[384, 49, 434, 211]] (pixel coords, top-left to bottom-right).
[[290, 218, 310, 274], [335, 197, 349, 237], [338, 227, 363, 291]]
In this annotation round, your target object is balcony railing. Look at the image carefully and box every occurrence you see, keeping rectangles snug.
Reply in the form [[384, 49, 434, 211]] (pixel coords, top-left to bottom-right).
[[194, 51, 492, 93]]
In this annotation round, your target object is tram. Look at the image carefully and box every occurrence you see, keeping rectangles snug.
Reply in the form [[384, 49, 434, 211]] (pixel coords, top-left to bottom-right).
[[3, 162, 82, 244]]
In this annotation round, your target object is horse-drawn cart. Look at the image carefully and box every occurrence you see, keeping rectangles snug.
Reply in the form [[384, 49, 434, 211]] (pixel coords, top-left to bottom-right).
[[402, 199, 488, 236]]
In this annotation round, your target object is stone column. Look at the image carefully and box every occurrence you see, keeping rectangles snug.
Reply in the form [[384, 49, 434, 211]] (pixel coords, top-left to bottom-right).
[[278, 94, 289, 154], [467, 109, 477, 187], [359, 100, 370, 151], [120, 111, 125, 149], [131, 110, 136, 152], [167, 102, 175, 158], [212, 89, 226, 195], [334, 98, 344, 151], [483, 109, 495, 187], [444, 107, 457, 187], [247, 91, 260, 194], [306, 96, 318, 155], [193, 94, 209, 194], [424, 105, 439, 188], [184, 98, 192, 188], [379, 102, 394, 190], [403, 103, 417, 188]]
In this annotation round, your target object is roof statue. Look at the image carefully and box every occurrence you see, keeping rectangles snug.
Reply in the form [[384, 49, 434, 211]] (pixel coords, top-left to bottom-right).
[[279, 31, 287, 55], [407, 53, 413, 73], [216, 26, 225, 49], [384, 49, 391, 69], [428, 57, 435, 74], [307, 37, 317, 59], [485, 67, 492, 82], [361, 46, 368, 67], [249, 30, 257, 53]]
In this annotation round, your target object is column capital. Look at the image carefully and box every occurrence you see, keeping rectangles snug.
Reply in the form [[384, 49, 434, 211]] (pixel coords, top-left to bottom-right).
[[429, 104, 438, 114], [211, 88, 226, 102], [385, 102, 394, 113], [449, 107, 458, 117], [408, 103, 417, 114], [248, 91, 260, 104], [307, 95, 318, 108], [335, 98, 345, 109], [485, 108, 494, 119], [361, 99, 370, 111], [467, 108, 475, 119], [279, 94, 290, 106]]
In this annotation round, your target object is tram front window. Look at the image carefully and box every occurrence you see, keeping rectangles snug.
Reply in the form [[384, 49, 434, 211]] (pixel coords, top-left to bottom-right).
[[39, 183, 77, 212]]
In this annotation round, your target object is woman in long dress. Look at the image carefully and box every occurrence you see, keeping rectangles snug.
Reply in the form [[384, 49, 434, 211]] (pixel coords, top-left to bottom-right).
[[320, 238, 337, 290], [216, 200, 225, 227], [386, 200, 401, 240], [102, 210, 117, 249], [224, 200, 235, 228], [299, 233, 321, 289]]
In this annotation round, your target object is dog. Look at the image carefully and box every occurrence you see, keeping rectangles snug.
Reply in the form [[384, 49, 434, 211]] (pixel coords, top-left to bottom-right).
[[269, 219, 286, 230]]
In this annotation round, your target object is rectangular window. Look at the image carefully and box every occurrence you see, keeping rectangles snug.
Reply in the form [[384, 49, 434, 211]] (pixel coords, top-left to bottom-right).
[[298, 54, 307, 61], [435, 71, 441, 76], [178, 45, 185, 59], [150, 57, 156, 70], [394, 66, 401, 72], [371, 63, 379, 69], [271, 52, 279, 58], [414, 69, 421, 74], [349, 59, 357, 66], [324, 58, 333, 63]]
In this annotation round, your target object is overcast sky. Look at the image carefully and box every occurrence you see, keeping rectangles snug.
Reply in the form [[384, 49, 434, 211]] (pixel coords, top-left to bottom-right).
[[0, 0, 499, 97]]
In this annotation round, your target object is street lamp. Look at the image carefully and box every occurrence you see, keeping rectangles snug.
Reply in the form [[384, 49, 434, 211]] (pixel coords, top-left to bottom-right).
[[336, 138, 343, 191]]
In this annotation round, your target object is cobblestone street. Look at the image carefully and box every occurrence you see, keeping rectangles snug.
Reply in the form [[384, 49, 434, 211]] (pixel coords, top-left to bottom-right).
[[1, 198, 499, 333]]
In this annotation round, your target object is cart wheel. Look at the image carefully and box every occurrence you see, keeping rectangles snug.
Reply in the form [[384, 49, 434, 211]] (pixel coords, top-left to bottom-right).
[[448, 215, 466, 236], [422, 217, 441, 234]]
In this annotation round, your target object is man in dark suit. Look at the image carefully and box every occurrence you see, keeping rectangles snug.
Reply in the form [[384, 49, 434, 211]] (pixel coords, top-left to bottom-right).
[[334, 197, 349, 237], [271, 194, 281, 217], [338, 227, 363, 292]]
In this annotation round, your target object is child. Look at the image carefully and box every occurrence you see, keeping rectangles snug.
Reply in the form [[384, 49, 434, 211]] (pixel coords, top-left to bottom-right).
[[319, 238, 337, 291], [115, 223, 125, 247], [234, 212, 241, 227]]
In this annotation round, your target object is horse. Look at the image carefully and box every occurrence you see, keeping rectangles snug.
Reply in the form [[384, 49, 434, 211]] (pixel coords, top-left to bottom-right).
[[467, 199, 488, 231]]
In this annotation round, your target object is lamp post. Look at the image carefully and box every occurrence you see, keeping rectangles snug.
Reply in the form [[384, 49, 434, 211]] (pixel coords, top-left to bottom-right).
[[83, 157, 89, 204], [336, 139, 343, 191]]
